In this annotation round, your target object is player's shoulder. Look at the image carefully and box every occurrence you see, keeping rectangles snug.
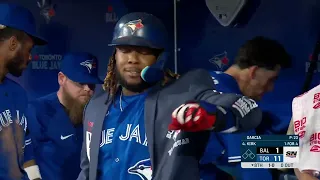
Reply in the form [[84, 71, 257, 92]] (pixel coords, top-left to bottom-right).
[[179, 68, 213, 86], [184, 68, 211, 77], [4, 77, 27, 95], [294, 84, 320, 100], [29, 92, 59, 115], [91, 84, 110, 101]]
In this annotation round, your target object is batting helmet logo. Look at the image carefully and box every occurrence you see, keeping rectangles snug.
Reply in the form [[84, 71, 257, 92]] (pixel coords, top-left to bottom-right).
[[123, 19, 144, 35]]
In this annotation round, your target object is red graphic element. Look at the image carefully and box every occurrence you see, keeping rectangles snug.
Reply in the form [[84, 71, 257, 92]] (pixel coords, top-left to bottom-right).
[[309, 132, 320, 148], [124, 19, 144, 32], [107, 5, 113, 12], [87, 121, 94, 131], [309, 54, 313, 61], [135, 22, 144, 29], [221, 56, 229, 65], [209, 51, 229, 70], [310, 145, 320, 152], [88, 121, 94, 127], [314, 103, 320, 109], [298, 131, 306, 138], [310, 133, 320, 141], [294, 117, 306, 138], [313, 93, 320, 103], [33, 54, 39, 60], [92, 61, 97, 68], [313, 93, 320, 109], [48, 8, 55, 17]]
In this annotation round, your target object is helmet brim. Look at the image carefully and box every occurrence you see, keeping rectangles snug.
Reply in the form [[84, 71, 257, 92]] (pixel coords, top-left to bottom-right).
[[108, 36, 162, 50]]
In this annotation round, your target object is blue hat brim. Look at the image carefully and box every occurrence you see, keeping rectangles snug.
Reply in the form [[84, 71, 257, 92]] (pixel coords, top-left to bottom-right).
[[27, 32, 47, 45], [66, 72, 104, 85], [7, 25, 48, 45]]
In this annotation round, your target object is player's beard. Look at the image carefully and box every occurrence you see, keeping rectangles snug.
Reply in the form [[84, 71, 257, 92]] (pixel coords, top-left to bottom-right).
[[62, 91, 89, 126], [7, 48, 25, 77], [115, 66, 153, 93]]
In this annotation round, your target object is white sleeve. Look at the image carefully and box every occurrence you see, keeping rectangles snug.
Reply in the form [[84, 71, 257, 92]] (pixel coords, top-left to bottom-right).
[[292, 91, 320, 172]]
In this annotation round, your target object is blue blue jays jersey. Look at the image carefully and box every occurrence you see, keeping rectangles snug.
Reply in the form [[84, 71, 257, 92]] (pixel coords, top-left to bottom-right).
[[97, 91, 150, 180], [25, 93, 83, 180], [200, 71, 272, 180], [0, 77, 29, 180]]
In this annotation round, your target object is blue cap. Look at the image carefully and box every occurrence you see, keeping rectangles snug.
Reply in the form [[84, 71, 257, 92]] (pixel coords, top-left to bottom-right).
[[60, 52, 103, 84], [0, 3, 47, 45]]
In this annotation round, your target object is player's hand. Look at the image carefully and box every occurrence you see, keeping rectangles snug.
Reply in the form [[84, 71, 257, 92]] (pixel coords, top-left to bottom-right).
[[169, 101, 217, 132]]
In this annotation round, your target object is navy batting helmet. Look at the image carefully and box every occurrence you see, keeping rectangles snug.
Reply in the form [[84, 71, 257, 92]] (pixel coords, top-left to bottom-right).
[[110, 12, 169, 83], [108, 12, 168, 50]]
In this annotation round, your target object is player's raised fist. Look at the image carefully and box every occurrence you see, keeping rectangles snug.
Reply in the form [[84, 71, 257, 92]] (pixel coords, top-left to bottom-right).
[[169, 101, 217, 132]]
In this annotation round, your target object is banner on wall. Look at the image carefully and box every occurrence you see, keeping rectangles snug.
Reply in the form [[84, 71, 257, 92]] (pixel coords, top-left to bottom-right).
[[105, 0, 128, 24], [22, 20, 70, 100]]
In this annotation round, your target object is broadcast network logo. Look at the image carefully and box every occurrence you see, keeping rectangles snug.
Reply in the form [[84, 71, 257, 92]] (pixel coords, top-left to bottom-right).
[[285, 151, 297, 158]]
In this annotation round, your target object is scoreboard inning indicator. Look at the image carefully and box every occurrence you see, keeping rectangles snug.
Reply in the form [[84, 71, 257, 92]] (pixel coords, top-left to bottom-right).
[[241, 135, 299, 168]]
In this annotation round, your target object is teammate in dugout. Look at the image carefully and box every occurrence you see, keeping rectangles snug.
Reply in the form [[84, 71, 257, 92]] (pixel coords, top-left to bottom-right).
[[0, 3, 47, 180], [156, 36, 292, 180], [77, 12, 175, 180], [78, 12, 264, 180], [199, 37, 291, 180], [24, 52, 102, 180], [286, 86, 320, 180]]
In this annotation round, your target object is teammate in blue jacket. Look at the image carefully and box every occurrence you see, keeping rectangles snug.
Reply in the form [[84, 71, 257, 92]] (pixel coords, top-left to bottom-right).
[[200, 36, 292, 179], [0, 3, 47, 180], [25, 52, 102, 180]]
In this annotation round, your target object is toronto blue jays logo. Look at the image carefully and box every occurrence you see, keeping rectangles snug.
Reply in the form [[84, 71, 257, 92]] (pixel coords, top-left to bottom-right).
[[209, 51, 229, 70], [128, 158, 152, 180], [37, 0, 56, 24], [123, 19, 144, 35], [80, 60, 96, 73]]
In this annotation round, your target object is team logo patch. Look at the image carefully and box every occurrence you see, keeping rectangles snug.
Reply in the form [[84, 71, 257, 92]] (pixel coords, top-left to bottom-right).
[[80, 59, 96, 73], [128, 158, 152, 180], [123, 19, 144, 35]]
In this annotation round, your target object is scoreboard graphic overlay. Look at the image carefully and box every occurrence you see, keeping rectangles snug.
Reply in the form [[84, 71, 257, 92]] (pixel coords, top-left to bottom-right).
[[241, 135, 299, 168]]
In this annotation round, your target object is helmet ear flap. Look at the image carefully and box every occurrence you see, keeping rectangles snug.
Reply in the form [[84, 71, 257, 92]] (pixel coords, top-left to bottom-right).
[[140, 52, 168, 84]]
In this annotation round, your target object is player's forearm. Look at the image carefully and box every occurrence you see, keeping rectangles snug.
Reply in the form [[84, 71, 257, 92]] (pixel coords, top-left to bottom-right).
[[24, 159, 42, 180]]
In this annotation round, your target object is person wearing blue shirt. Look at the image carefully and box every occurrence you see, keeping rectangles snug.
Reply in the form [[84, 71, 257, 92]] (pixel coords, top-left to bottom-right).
[[0, 3, 47, 180], [77, 12, 177, 180], [25, 52, 103, 180], [200, 36, 292, 180]]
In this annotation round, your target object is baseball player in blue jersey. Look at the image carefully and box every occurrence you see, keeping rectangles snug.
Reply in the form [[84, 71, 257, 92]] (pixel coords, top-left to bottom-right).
[[196, 36, 292, 179], [0, 3, 47, 180], [77, 12, 172, 180], [24, 52, 102, 180]]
